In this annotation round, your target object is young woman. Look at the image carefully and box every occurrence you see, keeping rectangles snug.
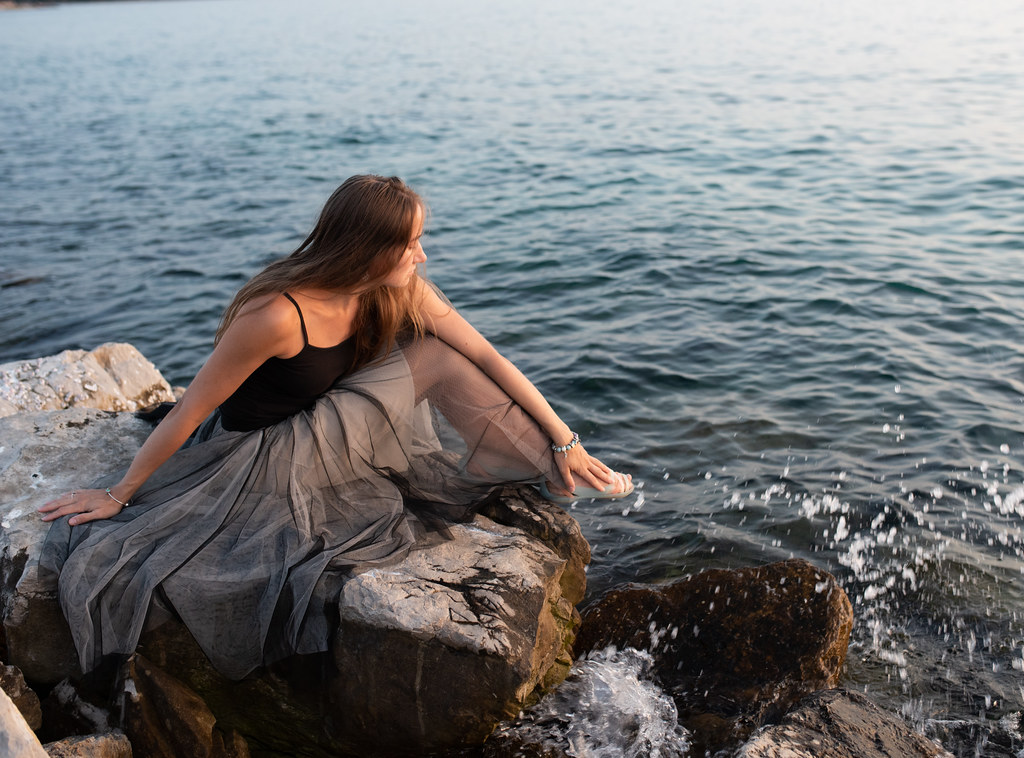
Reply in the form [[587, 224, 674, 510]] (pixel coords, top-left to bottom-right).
[[38, 174, 632, 680]]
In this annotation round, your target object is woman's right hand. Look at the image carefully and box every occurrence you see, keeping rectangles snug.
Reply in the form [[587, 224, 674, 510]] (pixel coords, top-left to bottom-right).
[[38, 488, 126, 526], [553, 441, 625, 496]]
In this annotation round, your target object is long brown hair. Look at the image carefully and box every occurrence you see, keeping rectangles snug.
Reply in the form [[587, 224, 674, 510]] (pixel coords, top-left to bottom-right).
[[216, 175, 426, 370]]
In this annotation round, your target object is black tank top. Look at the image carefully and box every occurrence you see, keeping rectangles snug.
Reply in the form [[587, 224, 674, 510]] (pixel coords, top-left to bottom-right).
[[219, 293, 356, 432]]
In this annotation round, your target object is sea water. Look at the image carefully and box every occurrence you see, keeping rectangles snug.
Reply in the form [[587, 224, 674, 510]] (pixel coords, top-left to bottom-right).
[[2, 0, 1023, 754]]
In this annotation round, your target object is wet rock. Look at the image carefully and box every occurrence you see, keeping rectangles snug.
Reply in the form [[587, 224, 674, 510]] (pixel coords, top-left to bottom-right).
[[1, 685, 49, 758], [575, 558, 853, 754], [925, 714, 1023, 758], [42, 732, 133, 758], [737, 688, 954, 757], [1, 661, 43, 729], [0, 408, 152, 684], [121, 653, 250, 758], [0, 343, 175, 419]]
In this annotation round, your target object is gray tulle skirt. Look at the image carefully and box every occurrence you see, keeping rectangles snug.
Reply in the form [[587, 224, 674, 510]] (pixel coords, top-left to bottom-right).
[[39, 335, 560, 679]]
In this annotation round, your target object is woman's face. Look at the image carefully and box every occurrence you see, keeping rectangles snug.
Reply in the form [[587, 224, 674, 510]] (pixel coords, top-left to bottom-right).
[[383, 205, 427, 288]]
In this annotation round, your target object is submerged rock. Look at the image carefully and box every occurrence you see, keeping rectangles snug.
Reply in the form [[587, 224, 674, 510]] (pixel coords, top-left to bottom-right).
[[574, 558, 853, 754], [0, 344, 590, 756], [737, 688, 954, 757]]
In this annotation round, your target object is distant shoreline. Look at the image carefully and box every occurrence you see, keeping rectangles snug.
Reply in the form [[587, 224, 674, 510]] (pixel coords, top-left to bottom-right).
[[0, 1, 57, 8], [1, 0, 171, 9]]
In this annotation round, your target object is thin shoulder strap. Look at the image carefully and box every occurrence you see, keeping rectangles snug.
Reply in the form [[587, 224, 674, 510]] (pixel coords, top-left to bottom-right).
[[282, 292, 309, 345]]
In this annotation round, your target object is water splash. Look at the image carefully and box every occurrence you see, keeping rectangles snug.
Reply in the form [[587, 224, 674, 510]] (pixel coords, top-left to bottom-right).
[[704, 429, 1024, 756], [493, 647, 689, 758]]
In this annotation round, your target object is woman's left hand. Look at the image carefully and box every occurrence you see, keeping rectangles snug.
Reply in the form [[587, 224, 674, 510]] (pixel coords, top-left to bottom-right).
[[38, 489, 124, 525]]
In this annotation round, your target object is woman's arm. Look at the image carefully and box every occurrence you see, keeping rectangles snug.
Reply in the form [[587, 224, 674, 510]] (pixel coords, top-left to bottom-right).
[[39, 296, 303, 525], [418, 285, 618, 494]]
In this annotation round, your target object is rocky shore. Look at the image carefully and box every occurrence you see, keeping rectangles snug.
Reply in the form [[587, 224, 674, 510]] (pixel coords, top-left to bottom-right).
[[0, 344, 954, 757]]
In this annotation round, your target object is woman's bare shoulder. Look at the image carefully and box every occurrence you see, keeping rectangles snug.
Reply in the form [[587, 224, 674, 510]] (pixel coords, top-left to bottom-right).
[[417, 280, 455, 320], [228, 293, 304, 353], [236, 292, 296, 322]]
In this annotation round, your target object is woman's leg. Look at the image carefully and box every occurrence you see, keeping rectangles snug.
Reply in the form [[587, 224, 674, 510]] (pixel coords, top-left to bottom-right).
[[400, 335, 560, 486]]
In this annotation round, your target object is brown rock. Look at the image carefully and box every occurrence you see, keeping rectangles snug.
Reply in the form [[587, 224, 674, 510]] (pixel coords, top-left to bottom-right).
[[1, 661, 42, 730], [575, 558, 853, 754], [120, 654, 250, 758], [738, 688, 954, 757], [42, 732, 133, 758], [136, 622, 344, 758]]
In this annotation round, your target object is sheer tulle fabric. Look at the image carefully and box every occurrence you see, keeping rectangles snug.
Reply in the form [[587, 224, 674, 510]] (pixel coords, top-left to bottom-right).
[[39, 335, 560, 680]]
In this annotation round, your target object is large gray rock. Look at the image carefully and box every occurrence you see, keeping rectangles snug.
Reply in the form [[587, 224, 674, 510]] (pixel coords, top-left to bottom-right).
[[1, 685, 49, 758], [0, 343, 175, 419], [0, 344, 590, 755], [0, 408, 153, 684], [738, 689, 954, 757], [330, 500, 584, 753], [137, 489, 588, 756]]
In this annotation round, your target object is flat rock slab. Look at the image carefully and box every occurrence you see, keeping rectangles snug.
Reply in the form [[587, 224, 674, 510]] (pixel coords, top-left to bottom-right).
[[738, 688, 954, 758], [0, 408, 153, 684]]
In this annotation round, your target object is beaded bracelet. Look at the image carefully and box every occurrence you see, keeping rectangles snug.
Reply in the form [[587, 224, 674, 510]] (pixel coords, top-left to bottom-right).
[[105, 487, 131, 507], [551, 431, 580, 458]]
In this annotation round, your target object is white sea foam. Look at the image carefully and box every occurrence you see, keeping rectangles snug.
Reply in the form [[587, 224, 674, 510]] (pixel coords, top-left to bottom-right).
[[496, 647, 689, 758]]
